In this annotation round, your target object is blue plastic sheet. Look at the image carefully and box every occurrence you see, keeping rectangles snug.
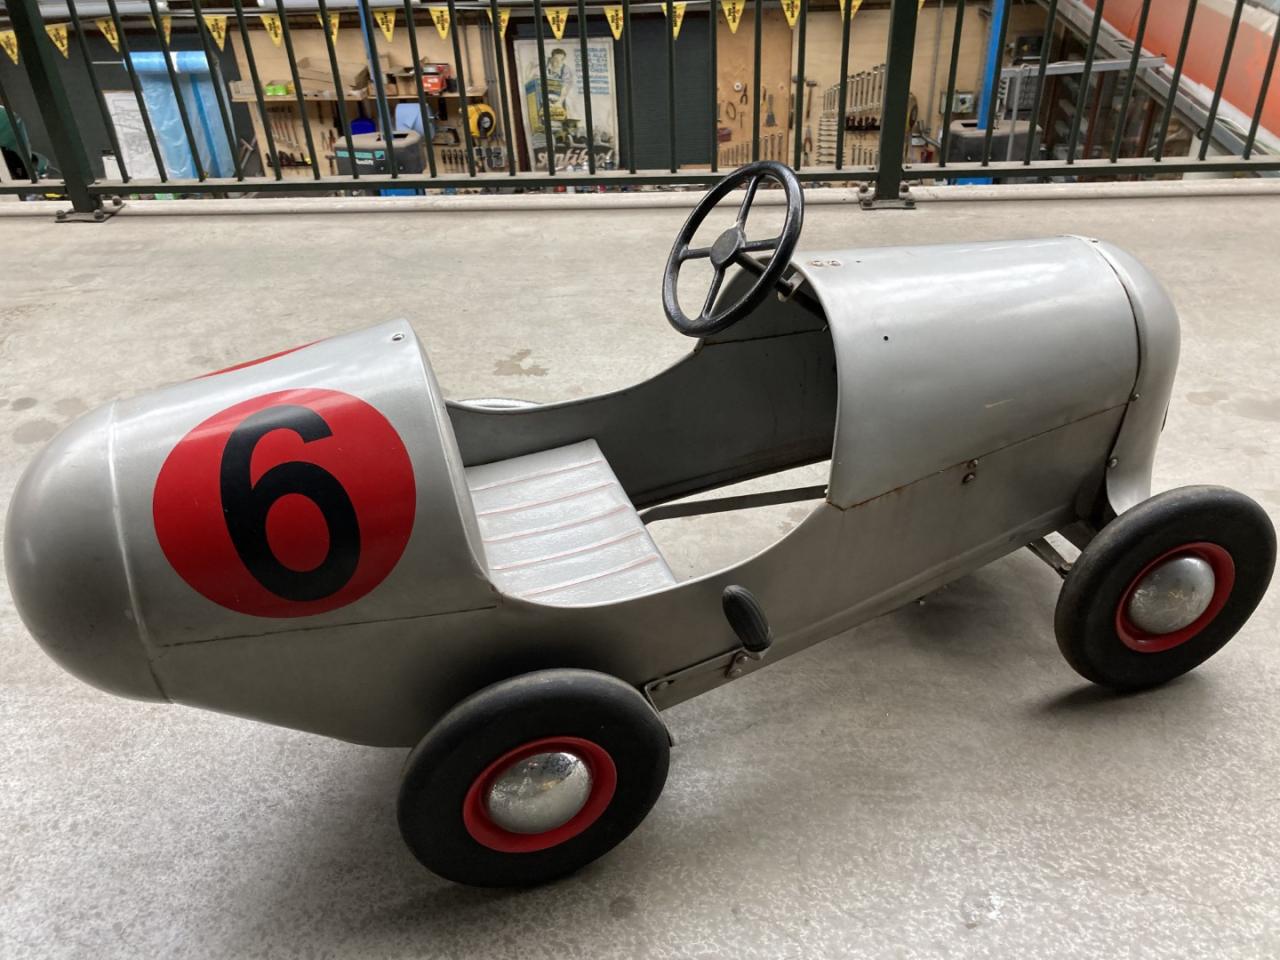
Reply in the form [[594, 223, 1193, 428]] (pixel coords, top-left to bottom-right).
[[131, 51, 234, 179]]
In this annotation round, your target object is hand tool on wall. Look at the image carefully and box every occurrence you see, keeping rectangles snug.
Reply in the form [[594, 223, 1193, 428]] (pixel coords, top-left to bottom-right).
[[803, 79, 816, 166]]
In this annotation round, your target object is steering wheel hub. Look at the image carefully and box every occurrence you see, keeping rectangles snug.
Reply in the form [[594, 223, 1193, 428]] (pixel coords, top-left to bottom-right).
[[710, 226, 745, 269], [662, 161, 805, 338]]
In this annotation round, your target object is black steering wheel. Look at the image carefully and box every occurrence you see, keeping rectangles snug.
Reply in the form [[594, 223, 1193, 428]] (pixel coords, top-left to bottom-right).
[[662, 161, 804, 338]]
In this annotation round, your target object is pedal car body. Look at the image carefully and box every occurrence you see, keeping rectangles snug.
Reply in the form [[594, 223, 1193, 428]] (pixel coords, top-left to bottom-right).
[[3, 236, 1169, 743]]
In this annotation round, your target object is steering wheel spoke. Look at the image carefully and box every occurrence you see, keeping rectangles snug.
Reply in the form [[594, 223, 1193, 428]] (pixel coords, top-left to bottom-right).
[[679, 244, 713, 262], [702, 266, 727, 316], [736, 175, 762, 229], [742, 237, 781, 253]]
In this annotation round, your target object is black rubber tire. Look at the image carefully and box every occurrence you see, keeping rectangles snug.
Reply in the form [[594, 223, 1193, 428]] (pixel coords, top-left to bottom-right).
[[1055, 485, 1275, 690], [398, 669, 670, 887]]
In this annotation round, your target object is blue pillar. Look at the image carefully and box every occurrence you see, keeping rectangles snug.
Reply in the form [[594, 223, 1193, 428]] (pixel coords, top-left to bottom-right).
[[977, 0, 1008, 131], [961, 0, 1008, 184]]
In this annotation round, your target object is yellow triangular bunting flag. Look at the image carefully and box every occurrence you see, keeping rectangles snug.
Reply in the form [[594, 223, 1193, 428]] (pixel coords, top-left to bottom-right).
[[261, 14, 283, 47], [837, 0, 864, 21], [316, 12, 339, 44], [544, 7, 569, 40], [919, 0, 926, 9], [150, 15, 172, 45], [46, 24, 70, 58], [483, 7, 511, 39], [204, 15, 228, 50], [95, 19, 119, 52], [0, 30, 18, 64], [721, 0, 743, 33], [780, 0, 800, 28], [664, 1, 686, 38], [430, 7, 450, 39], [603, 5, 624, 39], [374, 9, 395, 42]]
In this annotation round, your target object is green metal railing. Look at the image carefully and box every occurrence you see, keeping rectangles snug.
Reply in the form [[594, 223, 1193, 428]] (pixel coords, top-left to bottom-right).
[[1, 0, 1279, 217]]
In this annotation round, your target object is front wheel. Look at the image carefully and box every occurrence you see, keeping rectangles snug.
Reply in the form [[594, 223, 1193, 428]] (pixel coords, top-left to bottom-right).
[[1055, 485, 1275, 690], [398, 669, 670, 887]]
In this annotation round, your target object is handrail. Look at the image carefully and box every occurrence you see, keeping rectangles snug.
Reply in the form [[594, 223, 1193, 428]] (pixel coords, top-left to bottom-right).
[[0, 0, 1276, 218]]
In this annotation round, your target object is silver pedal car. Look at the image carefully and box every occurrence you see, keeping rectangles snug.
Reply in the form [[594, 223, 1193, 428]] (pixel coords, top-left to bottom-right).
[[6, 162, 1274, 887]]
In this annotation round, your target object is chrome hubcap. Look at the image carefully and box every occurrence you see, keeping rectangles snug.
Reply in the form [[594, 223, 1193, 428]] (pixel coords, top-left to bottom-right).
[[485, 751, 593, 835], [1126, 555, 1217, 635]]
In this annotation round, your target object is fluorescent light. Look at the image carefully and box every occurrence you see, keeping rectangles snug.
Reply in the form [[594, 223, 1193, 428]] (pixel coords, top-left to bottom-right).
[[257, 0, 408, 8], [31, 2, 168, 16]]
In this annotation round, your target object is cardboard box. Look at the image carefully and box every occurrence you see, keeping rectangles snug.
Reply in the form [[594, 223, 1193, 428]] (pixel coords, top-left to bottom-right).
[[295, 56, 366, 90], [385, 68, 408, 96], [294, 55, 398, 98]]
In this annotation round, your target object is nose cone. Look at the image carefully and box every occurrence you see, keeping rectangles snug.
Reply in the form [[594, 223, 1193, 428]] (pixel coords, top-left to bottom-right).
[[4, 404, 164, 702]]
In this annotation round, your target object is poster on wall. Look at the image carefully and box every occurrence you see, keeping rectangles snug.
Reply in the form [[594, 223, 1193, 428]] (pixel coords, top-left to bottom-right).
[[103, 90, 163, 180], [513, 37, 619, 172]]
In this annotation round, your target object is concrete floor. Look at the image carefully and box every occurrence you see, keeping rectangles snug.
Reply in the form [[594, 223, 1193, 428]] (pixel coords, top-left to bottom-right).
[[1, 194, 1279, 959]]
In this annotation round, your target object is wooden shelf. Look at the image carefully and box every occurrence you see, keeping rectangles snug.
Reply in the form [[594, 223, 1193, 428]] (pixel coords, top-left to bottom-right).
[[231, 87, 486, 104]]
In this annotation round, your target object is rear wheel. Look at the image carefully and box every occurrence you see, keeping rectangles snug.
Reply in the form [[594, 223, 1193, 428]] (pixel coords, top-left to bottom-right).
[[1055, 486, 1275, 690], [398, 669, 669, 887]]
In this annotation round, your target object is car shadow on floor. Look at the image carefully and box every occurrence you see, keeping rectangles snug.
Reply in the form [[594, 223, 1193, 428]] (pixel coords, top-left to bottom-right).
[[220, 551, 1227, 954]]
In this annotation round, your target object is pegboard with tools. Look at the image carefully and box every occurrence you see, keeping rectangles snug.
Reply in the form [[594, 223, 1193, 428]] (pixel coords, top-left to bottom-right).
[[224, 19, 502, 180], [814, 66, 885, 168], [814, 73, 924, 169], [714, 7, 795, 169], [825, 64, 885, 131]]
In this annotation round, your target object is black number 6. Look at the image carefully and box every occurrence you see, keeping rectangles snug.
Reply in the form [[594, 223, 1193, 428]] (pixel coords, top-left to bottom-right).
[[219, 404, 361, 602]]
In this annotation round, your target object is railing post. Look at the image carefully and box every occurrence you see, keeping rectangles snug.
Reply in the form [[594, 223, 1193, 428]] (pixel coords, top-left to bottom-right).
[[6, 0, 102, 216], [871, 0, 920, 207]]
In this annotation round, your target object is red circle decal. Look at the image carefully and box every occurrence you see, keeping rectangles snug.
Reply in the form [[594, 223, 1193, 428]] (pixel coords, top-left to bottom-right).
[[153, 389, 416, 618]]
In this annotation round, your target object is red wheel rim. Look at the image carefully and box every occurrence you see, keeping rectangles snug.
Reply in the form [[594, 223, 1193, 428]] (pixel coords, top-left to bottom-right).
[[1115, 542, 1235, 653], [462, 736, 617, 854]]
